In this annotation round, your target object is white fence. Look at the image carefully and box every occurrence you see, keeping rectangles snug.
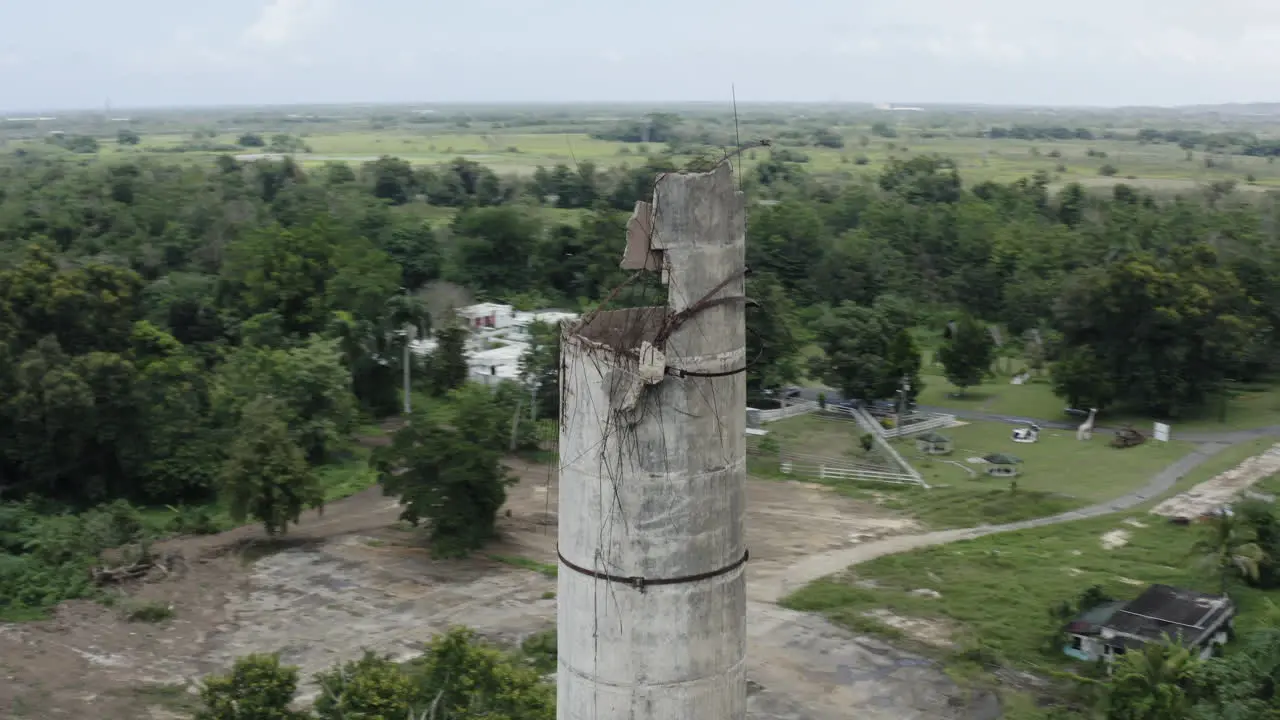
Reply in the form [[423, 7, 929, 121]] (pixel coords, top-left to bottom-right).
[[816, 405, 957, 439], [881, 413, 957, 439], [749, 400, 819, 423], [777, 451, 923, 486], [845, 407, 927, 486]]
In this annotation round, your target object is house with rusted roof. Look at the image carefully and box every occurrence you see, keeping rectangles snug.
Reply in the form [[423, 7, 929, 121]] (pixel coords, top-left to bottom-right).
[[1063, 584, 1235, 663]]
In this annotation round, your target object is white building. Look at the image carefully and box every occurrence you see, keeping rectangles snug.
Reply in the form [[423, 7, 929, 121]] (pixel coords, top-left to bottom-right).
[[410, 304, 580, 387], [457, 302, 520, 330], [467, 344, 528, 385]]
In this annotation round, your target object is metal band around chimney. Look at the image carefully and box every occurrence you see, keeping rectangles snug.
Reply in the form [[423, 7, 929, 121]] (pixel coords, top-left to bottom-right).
[[556, 547, 750, 594]]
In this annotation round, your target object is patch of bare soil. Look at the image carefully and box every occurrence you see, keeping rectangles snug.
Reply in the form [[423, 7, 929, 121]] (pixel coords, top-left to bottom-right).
[[863, 609, 957, 649], [1151, 443, 1280, 519], [1100, 529, 1131, 550], [0, 460, 983, 720]]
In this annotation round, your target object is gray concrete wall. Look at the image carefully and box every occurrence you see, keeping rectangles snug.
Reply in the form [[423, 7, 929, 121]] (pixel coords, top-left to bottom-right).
[[558, 163, 748, 720]]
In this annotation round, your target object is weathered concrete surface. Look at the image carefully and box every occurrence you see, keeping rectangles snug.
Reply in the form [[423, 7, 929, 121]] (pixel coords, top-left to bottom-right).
[[558, 163, 749, 720], [746, 604, 996, 720]]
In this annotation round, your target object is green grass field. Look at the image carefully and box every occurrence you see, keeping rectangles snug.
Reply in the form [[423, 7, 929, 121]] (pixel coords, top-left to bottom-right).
[[782, 495, 1280, 674], [780, 432, 1280, 715], [916, 371, 1280, 433], [30, 122, 1280, 191], [756, 415, 1190, 528]]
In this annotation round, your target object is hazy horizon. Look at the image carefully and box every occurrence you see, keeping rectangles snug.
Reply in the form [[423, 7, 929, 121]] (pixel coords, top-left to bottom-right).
[[5, 0, 1280, 112], [10, 99, 1280, 115]]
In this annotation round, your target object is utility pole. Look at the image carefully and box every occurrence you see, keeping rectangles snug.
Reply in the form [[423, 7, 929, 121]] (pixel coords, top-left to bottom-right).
[[896, 374, 910, 429], [402, 324, 416, 415], [557, 162, 747, 719]]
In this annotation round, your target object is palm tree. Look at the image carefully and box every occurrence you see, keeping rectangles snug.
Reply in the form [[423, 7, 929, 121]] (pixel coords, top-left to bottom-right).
[[1106, 638, 1198, 720], [1191, 510, 1267, 594]]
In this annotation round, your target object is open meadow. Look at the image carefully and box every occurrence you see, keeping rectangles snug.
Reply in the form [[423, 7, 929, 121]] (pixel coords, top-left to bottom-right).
[[79, 128, 1280, 190], [10, 102, 1280, 193], [755, 413, 1191, 529], [915, 372, 1280, 434], [778, 428, 1280, 716]]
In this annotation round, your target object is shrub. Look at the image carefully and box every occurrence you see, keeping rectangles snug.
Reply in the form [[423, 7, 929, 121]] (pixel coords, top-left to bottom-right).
[[125, 600, 174, 623], [407, 627, 554, 719], [520, 629, 558, 673], [314, 651, 414, 720], [0, 500, 148, 620], [166, 504, 221, 535], [196, 654, 308, 720]]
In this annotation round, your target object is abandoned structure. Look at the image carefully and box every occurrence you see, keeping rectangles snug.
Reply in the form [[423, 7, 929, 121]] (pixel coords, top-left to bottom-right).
[[557, 163, 748, 719], [1063, 584, 1235, 663]]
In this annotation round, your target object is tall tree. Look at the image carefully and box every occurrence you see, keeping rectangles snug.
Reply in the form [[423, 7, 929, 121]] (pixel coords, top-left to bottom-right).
[[937, 315, 994, 394], [220, 397, 321, 536], [450, 207, 539, 295], [878, 328, 923, 402], [811, 303, 904, 402], [1051, 346, 1116, 410], [746, 201, 828, 304], [375, 385, 514, 557], [381, 219, 441, 290], [1053, 246, 1256, 416], [426, 323, 469, 397], [212, 336, 357, 463], [518, 320, 562, 423], [745, 273, 804, 393]]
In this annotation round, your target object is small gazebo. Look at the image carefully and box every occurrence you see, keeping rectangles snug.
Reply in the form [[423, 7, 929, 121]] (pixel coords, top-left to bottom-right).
[[984, 453, 1023, 477], [916, 432, 953, 456]]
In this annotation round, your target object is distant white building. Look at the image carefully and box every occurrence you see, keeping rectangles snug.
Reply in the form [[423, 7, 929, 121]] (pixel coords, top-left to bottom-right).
[[458, 303, 519, 330], [468, 344, 528, 385], [410, 303, 580, 387]]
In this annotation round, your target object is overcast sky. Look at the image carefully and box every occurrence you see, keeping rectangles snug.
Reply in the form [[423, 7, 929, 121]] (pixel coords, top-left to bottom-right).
[[3, 0, 1280, 111]]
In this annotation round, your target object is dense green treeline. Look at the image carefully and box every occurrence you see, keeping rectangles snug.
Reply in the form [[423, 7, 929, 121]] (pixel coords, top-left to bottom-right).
[[1, 144, 1278, 615]]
